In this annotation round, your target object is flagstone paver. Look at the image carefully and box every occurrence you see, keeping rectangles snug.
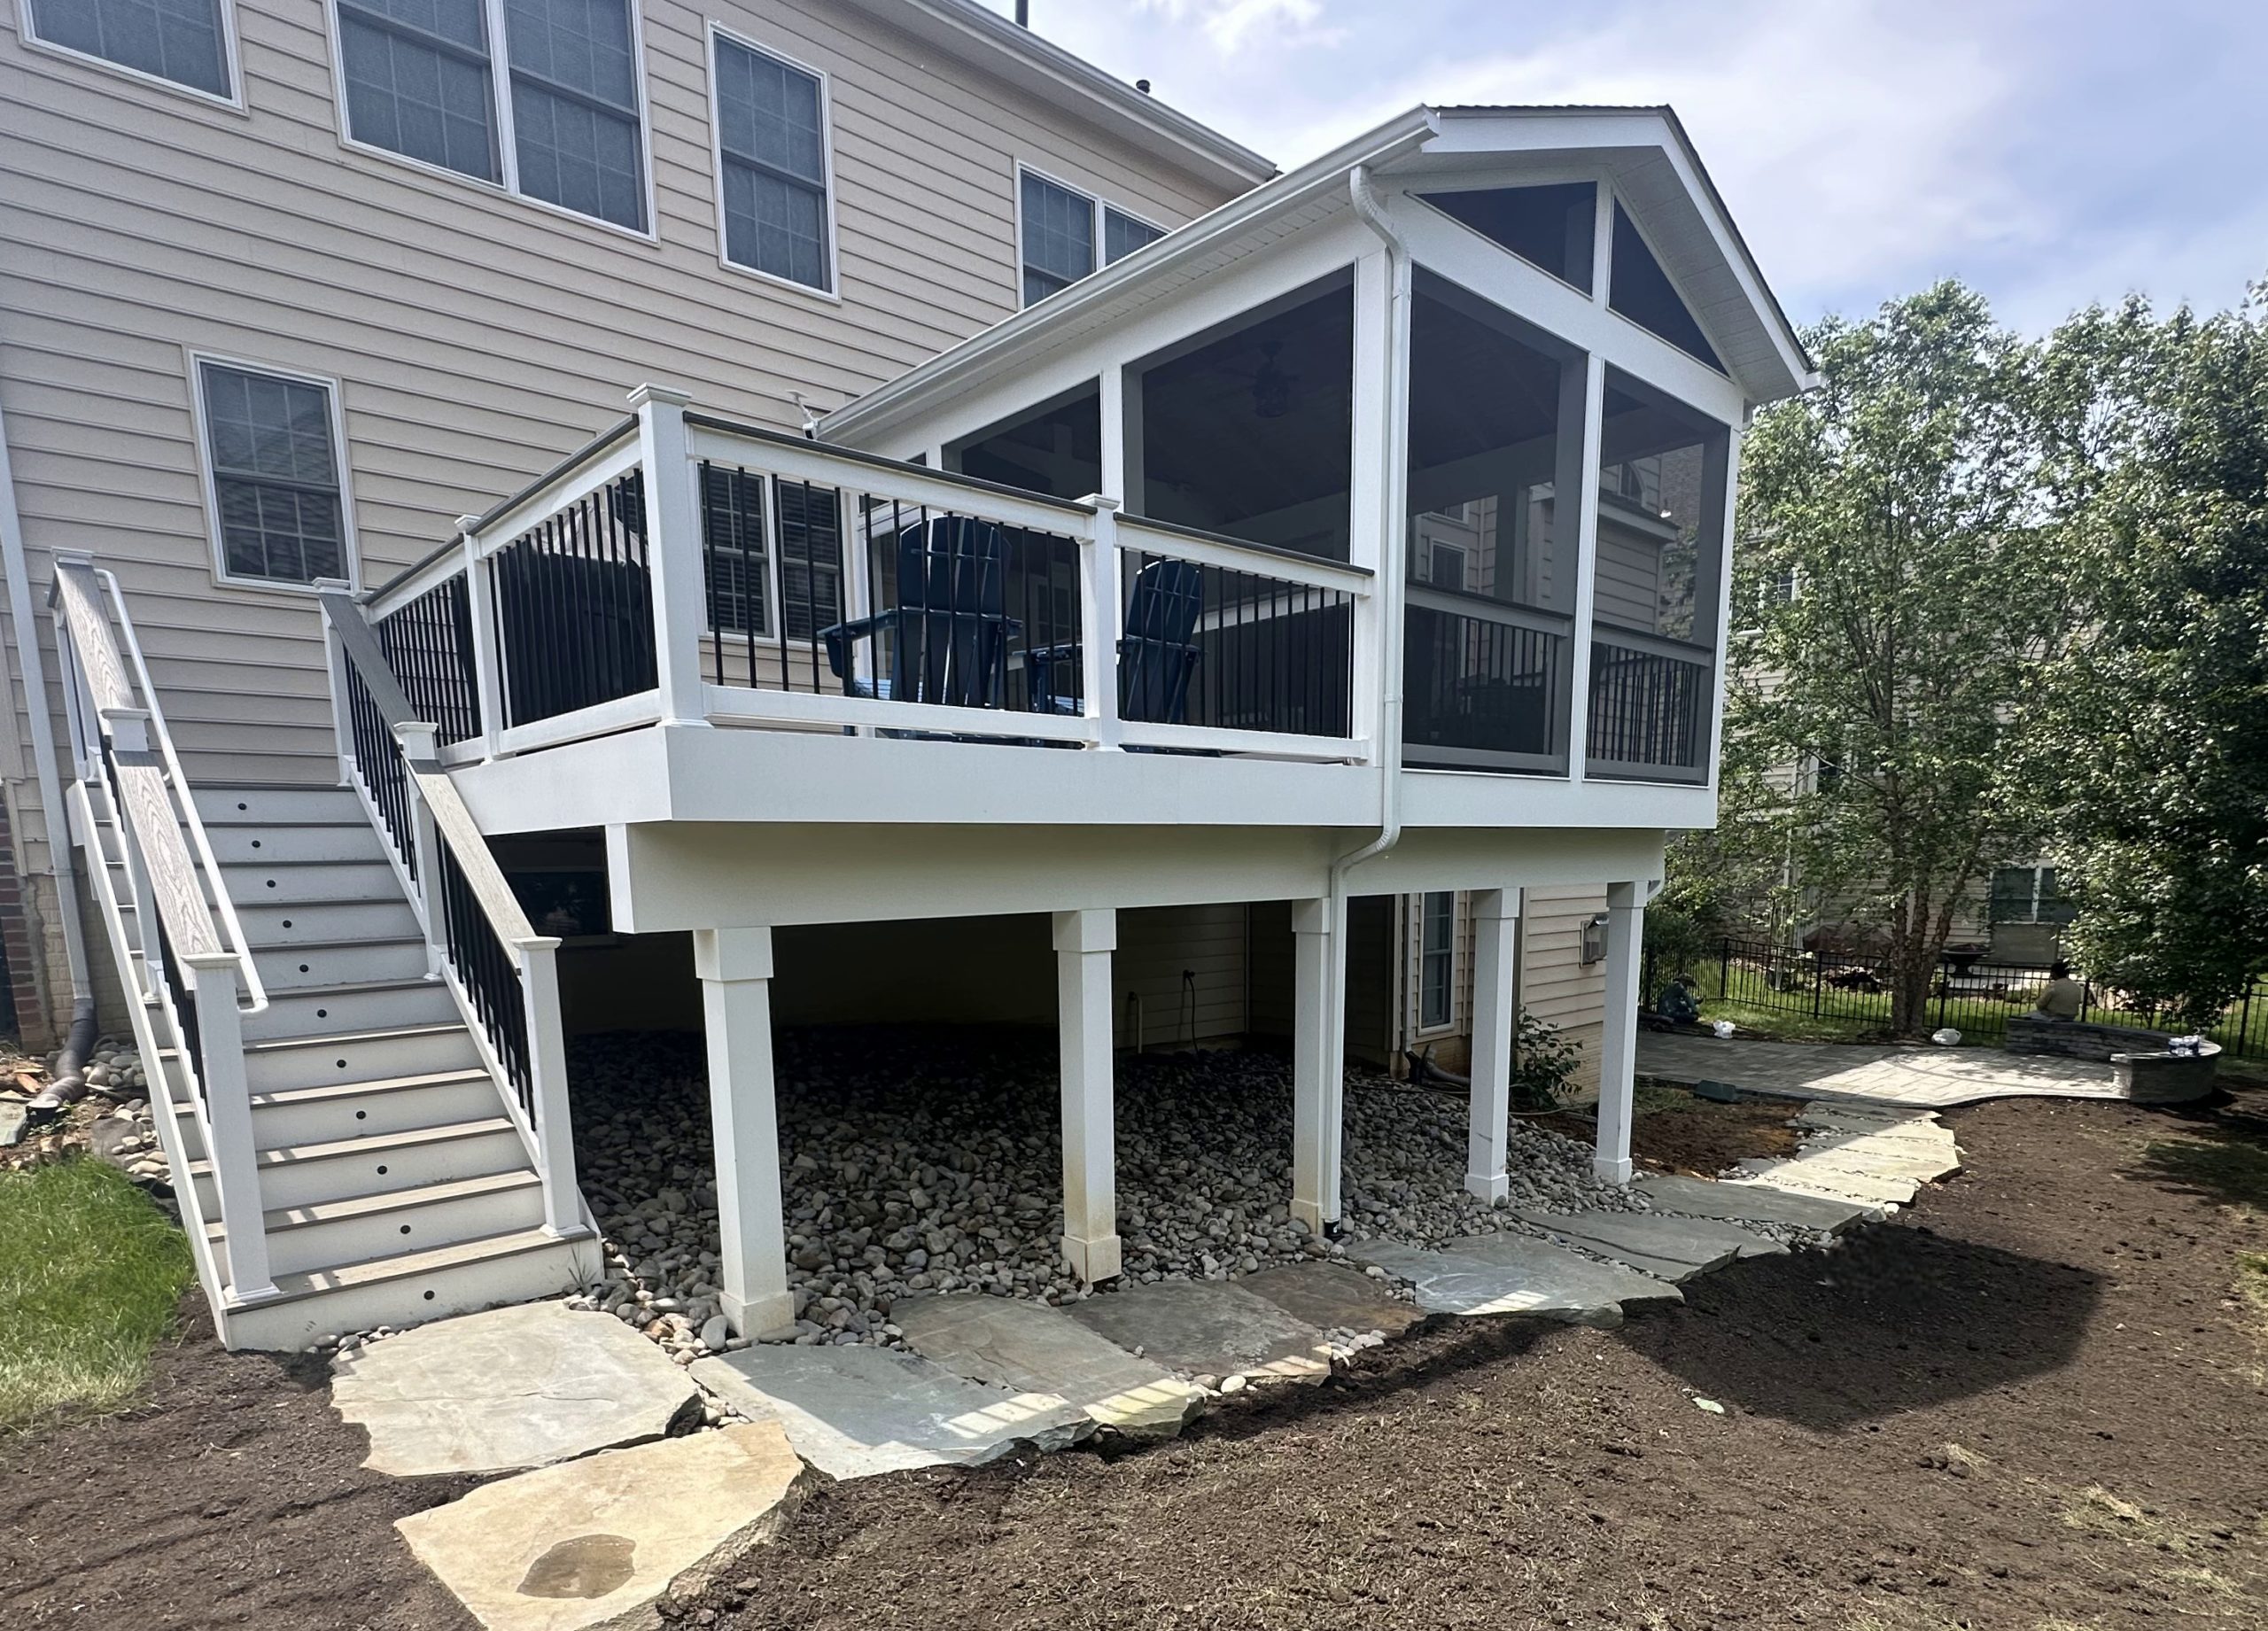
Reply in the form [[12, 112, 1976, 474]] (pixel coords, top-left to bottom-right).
[[1638, 1033, 2121, 1107], [1060, 1278, 1333, 1383], [1237, 1260, 1430, 1338], [892, 1293, 1205, 1438], [1350, 1236, 1682, 1326], [1635, 1173, 1872, 1233], [393, 1422, 811, 1631], [1730, 1159, 1919, 1208], [331, 1301, 703, 1477], [1513, 1209, 1785, 1281], [690, 1344, 1091, 1480]]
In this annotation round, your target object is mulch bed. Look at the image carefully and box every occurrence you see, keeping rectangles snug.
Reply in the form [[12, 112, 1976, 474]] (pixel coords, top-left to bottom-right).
[[8, 1088, 2268, 1629]]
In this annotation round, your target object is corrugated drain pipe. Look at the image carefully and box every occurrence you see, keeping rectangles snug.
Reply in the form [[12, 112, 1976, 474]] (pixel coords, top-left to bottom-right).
[[0, 398, 98, 1102]]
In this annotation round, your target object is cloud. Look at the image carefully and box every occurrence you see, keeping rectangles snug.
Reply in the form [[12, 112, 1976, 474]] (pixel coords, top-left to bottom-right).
[[1133, 0, 1344, 55]]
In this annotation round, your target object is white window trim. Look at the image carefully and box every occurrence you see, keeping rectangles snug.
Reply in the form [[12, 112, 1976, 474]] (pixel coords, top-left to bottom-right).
[[17, 0, 248, 113], [1413, 891, 1461, 1037], [186, 351, 361, 596], [1013, 161, 1166, 309], [703, 21, 843, 306], [320, 0, 661, 246]]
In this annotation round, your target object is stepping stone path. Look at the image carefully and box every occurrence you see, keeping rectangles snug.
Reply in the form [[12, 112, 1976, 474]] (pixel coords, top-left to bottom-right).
[[1238, 1261, 1430, 1339], [1634, 1172, 1869, 1234], [1060, 1277, 1334, 1384], [690, 1343, 1092, 1480], [331, 1301, 703, 1477], [1350, 1235, 1682, 1326], [1511, 1208, 1786, 1283], [395, 1422, 810, 1631], [893, 1293, 1206, 1439]]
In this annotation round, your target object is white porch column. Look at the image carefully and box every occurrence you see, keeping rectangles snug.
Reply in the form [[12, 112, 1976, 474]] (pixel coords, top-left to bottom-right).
[[1594, 881, 1649, 1184], [1290, 895, 1348, 1233], [1465, 888, 1521, 1203], [693, 926, 795, 1339], [1052, 908, 1121, 1282]]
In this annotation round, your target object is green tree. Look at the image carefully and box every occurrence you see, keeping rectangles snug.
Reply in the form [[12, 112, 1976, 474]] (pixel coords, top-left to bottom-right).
[[2024, 288, 2268, 1027], [1729, 282, 2074, 1035]]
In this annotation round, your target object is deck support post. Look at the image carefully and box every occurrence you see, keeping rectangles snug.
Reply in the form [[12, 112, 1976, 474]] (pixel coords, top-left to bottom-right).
[[1595, 881, 1649, 1185], [1052, 908, 1121, 1281], [694, 926, 795, 1339], [1465, 888, 1521, 1203], [1290, 895, 1347, 1234]]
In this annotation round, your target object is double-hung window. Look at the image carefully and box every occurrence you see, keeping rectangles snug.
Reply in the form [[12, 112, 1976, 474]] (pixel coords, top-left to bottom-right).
[[1419, 892, 1456, 1030], [1018, 167, 1165, 307], [24, 0, 235, 99], [333, 0, 649, 232], [711, 30, 833, 292], [194, 360, 354, 589]]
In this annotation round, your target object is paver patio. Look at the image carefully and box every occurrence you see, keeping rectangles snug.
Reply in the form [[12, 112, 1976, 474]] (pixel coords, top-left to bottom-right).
[[1638, 1033, 2123, 1106]]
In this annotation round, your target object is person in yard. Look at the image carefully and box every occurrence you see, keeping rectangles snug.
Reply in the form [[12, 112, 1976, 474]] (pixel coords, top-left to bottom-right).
[[1658, 974, 1705, 1028], [2034, 960, 2086, 1020]]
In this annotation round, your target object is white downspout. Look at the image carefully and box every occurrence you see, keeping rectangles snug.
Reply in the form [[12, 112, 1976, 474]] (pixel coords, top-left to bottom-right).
[[0, 397, 97, 1070], [1337, 164, 1411, 900]]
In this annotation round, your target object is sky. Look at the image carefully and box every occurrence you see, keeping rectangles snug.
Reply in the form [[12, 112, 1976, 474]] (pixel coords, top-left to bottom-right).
[[980, 0, 2268, 336]]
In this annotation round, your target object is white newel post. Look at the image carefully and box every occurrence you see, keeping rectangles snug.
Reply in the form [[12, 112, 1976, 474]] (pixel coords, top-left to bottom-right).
[[516, 935, 586, 1238], [1594, 881, 1649, 1184], [1052, 908, 1121, 1281], [1074, 497, 1123, 750], [1290, 895, 1348, 1233], [631, 383, 710, 730], [694, 926, 795, 1339], [186, 951, 277, 1303], [1465, 888, 1521, 1203], [313, 579, 355, 787], [458, 519, 506, 760]]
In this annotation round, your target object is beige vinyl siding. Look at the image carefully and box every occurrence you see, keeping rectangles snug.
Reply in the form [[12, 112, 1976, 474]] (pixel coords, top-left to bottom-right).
[[1592, 515, 1664, 631], [1517, 884, 1607, 1094], [0, 0, 1238, 882], [1113, 904, 1248, 1050]]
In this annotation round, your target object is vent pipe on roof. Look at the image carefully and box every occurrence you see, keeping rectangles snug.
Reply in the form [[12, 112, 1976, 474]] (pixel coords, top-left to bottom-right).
[[1015, 1, 1029, 26]]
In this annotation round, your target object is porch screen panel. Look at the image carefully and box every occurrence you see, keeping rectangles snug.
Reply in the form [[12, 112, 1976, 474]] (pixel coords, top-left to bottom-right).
[[714, 35, 831, 290], [335, 0, 501, 181], [501, 0, 646, 230], [31, 0, 231, 97]]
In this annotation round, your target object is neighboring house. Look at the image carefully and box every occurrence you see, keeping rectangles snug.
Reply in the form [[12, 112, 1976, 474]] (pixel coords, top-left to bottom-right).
[[1, 0, 1814, 1348]]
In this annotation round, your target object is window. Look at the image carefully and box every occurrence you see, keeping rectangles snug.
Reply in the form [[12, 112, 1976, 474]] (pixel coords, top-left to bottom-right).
[[1103, 206, 1162, 264], [1018, 168, 1167, 307], [332, 0, 649, 232], [711, 31, 833, 291], [1419, 892, 1455, 1029], [1990, 866, 2075, 926], [194, 360, 353, 588], [695, 467, 842, 640], [25, 0, 234, 98]]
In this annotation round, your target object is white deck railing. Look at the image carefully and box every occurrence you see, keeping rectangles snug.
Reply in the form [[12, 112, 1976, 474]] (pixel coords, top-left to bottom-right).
[[364, 387, 1379, 770]]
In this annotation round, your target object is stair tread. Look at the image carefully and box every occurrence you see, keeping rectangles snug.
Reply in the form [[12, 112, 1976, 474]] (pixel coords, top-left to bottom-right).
[[171, 1066, 493, 1115], [186, 1115, 520, 1176], [237, 1225, 579, 1307], [206, 1169, 544, 1239], [245, 1020, 470, 1056], [262, 975, 448, 1001], [256, 935, 429, 953]]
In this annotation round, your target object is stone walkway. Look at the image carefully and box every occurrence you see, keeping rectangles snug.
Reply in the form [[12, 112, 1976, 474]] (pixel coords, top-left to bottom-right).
[[1638, 1032, 2124, 1107], [346, 1092, 1965, 1631]]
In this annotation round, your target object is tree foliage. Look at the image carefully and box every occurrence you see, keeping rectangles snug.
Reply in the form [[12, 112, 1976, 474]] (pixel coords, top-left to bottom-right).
[[1728, 283, 2076, 1034]]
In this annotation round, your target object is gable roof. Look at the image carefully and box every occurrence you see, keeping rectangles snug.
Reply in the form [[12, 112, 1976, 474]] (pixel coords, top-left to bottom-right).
[[822, 105, 1817, 447]]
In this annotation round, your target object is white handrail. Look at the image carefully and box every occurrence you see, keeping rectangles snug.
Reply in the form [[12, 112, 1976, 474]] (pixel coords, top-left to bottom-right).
[[90, 564, 268, 1013]]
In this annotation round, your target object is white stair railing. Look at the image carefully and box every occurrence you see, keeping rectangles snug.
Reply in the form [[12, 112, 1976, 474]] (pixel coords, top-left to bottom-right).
[[316, 587, 586, 1240], [50, 558, 276, 1304]]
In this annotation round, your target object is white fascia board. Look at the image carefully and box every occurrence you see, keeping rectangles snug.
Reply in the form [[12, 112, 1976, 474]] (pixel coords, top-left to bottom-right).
[[1338, 824, 1669, 897], [1399, 767, 1717, 833], [835, 0, 1275, 193], [447, 725, 678, 835], [819, 108, 1438, 447]]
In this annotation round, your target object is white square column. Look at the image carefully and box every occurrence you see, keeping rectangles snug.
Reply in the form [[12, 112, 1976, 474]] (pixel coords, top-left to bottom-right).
[[1291, 896, 1348, 1234], [693, 926, 795, 1339], [1594, 882, 1650, 1185], [1464, 889, 1521, 1203], [1052, 908, 1122, 1283]]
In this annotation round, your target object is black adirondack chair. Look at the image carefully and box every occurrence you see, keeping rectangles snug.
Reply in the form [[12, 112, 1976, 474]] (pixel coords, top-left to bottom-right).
[[1026, 555, 1204, 724], [819, 516, 1022, 709]]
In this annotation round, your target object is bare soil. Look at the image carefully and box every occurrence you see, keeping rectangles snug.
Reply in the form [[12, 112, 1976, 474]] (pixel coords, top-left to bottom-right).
[[1539, 1080, 1802, 1177], [7, 1089, 2268, 1631]]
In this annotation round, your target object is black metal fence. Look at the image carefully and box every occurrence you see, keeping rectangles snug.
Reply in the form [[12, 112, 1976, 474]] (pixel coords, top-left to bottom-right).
[[1653, 936, 2268, 1060], [1153, 554, 1354, 739], [1587, 635, 1709, 778], [488, 469, 657, 727], [374, 574, 479, 746]]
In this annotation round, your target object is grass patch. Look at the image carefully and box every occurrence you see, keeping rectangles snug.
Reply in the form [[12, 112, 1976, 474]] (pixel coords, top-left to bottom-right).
[[0, 1158, 192, 1433], [2057, 1485, 2199, 1555], [1702, 998, 1888, 1045]]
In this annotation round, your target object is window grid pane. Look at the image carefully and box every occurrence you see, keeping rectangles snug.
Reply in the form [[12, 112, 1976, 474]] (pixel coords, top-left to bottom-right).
[[1102, 207, 1162, 265], [509, 77, 645, 229], [201, 364, 348, 587], [714, 36, 830, 289], [32, 0, 231, 96], [1419, 892, 1454, 1029], [338, 10, 500, 183], [1020, 172, 1092, 304]]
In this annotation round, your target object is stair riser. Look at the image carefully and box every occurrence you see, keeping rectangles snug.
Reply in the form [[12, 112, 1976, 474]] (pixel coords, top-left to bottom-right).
[[220, 1237, 594, 1352], [241, 982, 461, 1044], [237, 900, 423, 946], [254, 939, 431, 991], [208, 826, 388, 866], [194, 1125, 531, 1213], [197, 787, 365, 826], [225, 863, 403, 905], [253, 1184, 550, 1277], [246, 1028, 481, 1093], [175, 1074, 501, 1149]]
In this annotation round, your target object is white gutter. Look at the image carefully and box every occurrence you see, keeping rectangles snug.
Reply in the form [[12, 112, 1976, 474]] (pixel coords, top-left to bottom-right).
[[0, 397, 96, 1045], [1334, 163, 1413, 896]]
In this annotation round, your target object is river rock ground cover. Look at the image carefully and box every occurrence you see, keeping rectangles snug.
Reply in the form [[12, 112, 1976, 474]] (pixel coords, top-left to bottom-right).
[[566, 1028, 1643, 1359]]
